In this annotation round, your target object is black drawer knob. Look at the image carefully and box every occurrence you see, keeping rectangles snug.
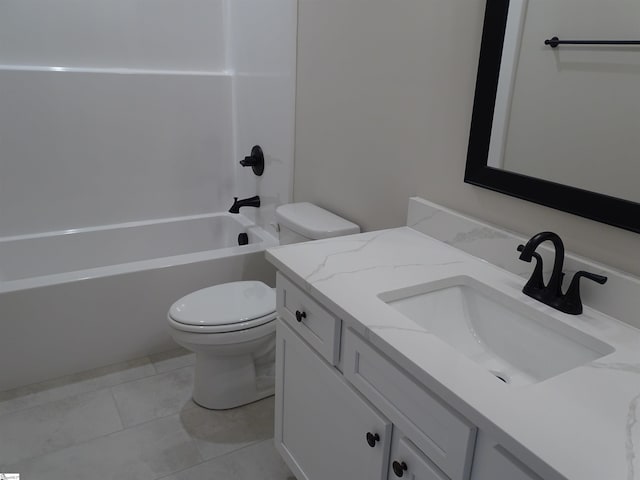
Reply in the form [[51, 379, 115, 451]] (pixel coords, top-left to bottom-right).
[[366, 432, 380, 448], [295, 310, 307, 322], [392, 461, 408, 477]]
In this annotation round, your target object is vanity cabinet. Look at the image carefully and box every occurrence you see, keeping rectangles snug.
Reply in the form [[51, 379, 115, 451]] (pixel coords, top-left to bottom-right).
[[276, 320, 451, 480], [470, 432, 543, 480], [277, 273, 341, 365], [388, 430, 450, 480], [275, 320, 392, 480], [343, 328, 476, 480], [274, 272, 544, 480]]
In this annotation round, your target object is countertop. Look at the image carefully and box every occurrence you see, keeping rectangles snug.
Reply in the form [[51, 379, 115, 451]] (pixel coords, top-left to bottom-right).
[[266, 227, 640, 480]]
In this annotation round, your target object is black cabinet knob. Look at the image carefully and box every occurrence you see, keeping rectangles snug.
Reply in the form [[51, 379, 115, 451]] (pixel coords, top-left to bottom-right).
[[365, 432, 380, 448], [295, 310, 307, 322], [392, 461, 408, 477]]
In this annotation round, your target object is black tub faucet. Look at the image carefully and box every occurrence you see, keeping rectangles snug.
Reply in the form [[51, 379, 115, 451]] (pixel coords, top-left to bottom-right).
[[229, 195, 261, 214], [518, 231, 607, 314]]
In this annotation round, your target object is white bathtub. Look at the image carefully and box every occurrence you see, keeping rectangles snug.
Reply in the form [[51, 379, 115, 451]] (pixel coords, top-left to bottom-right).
[[0, 213, 278, 392]]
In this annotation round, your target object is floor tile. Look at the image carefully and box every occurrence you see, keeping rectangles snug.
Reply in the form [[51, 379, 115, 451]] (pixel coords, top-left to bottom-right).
[[180, 396, 275, 461], [160, 439, 295, 480], [0, 389, 123, 466], [4, 414, 203, 480], [111, 366, 196, 427], [0, 357, 155, 417], [150, 348, 196, 374]]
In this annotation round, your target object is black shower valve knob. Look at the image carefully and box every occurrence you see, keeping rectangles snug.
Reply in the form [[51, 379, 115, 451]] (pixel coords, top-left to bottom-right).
[[239, 145, 264, 176]]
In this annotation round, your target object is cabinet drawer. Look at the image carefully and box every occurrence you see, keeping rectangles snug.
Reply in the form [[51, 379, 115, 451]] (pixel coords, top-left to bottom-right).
[[344, 329, 476, 480], [276, 272, 341, 365], [388, 432, 448, 480]]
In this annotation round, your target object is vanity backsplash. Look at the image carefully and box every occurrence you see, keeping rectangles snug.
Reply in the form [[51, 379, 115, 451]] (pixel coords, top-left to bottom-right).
[[407, 197, 640, 330]]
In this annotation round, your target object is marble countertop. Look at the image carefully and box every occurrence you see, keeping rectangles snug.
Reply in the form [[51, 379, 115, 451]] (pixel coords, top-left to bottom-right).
[[266, 227, 640, 480]]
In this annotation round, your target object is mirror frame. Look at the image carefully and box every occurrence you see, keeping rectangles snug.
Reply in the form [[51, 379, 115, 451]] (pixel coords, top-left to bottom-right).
[[465, 0, 640, 234]]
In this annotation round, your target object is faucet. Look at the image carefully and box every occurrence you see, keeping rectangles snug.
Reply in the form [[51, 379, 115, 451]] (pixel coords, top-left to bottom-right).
[[229, 195, 260, 214], [518, 231, 607, 314]]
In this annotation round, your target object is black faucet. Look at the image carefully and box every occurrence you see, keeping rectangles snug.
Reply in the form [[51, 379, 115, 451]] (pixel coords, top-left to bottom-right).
[[229, 195, 260, 214], [518, 231, 607, 315]]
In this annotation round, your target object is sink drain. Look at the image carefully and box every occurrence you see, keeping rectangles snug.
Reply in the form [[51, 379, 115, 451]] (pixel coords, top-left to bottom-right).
[[491, 371, 510, 384]]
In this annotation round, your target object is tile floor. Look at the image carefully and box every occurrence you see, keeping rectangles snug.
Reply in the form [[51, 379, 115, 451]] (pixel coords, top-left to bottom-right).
[[0, 348, 295, 480]]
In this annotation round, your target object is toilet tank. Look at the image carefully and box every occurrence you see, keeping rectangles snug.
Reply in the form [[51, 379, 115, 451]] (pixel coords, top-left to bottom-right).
[[275, 203, 360, 245]]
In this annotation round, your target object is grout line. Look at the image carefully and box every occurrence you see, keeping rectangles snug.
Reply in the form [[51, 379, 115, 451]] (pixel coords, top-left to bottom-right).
[[112, 363, 195, 391], [6, 408, 202, 470], [108, 387, 128, 433], [154, 438, 276, 480], [0, 386, 128, 468], [0, 383, 117, 421], [108, 399, 199, 433], [2, 396, 274, 475], [0, 364, 153, 415], [149, 354, 160, 375], [0, 354, 194, 419]]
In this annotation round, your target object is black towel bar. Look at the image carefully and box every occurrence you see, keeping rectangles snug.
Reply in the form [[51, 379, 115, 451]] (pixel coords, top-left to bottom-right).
[[545, 36, 640, 48]]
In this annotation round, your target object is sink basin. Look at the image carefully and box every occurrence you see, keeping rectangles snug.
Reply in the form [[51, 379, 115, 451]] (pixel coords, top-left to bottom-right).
[[379, 276, 614, 386]]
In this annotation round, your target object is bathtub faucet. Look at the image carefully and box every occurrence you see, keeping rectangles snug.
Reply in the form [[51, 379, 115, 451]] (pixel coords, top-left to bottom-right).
[[229, 195, 261, 214]]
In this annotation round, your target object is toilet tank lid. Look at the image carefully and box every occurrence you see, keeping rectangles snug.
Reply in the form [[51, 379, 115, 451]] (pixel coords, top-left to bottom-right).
[[276, 203, 360, 240], [169, 281, 275, 326]]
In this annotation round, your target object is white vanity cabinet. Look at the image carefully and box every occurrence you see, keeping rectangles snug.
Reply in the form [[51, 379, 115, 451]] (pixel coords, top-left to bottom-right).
[[387, 431, 450, 480], [274, 272, 545, 480], [275, 320, 393, 480], [275, 320, 451, 480], [470, 432, 543, 480]]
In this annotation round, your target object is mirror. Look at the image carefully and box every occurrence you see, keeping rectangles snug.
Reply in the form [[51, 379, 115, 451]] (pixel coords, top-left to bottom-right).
[[465, 0, 640, 234]]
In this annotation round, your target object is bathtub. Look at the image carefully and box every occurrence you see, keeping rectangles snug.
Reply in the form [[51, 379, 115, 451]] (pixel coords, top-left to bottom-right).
[[0, 213, 278, 392]]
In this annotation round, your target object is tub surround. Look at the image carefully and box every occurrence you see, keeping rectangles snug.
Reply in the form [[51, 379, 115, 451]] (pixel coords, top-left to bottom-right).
[[266, 198, 640, 480], [0, 0, 296, 239]]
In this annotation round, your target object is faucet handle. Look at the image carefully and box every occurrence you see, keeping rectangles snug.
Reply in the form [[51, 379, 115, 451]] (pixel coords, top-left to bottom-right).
[[574, 271, 608, 285], [562, 271, 608, 315]]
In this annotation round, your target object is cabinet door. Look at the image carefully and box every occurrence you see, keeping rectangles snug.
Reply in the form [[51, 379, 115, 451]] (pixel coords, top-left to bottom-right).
[[470, 432, 542, 480], [387, 430, 449, 480], [275, 320, 392, 480]]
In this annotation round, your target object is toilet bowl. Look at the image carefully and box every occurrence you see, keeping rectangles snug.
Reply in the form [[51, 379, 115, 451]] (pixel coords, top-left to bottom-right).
[[167, 281, 277, 410], [167, 203, 360, 410]]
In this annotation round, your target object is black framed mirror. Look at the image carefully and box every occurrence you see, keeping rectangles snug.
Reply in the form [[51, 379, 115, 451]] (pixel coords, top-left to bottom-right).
[[465, 0, 640, 234]]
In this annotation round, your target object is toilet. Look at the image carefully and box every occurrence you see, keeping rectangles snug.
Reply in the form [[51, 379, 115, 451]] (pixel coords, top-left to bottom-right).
[[167, 203, 360, 410]]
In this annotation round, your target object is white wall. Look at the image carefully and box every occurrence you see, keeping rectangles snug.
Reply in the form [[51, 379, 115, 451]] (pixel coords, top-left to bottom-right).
[[228, 0, 297, 234], [0, 0, 233, 237], [293, 0, 640, 276]]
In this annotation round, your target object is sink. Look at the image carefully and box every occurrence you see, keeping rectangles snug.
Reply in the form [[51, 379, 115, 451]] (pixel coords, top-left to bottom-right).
[[379, 276, 614, 386]]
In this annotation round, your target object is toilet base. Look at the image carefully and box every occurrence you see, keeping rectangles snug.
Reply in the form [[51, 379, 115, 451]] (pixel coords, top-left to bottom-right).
[[168, 315, 277, 411], [192, 352, 274, 410]]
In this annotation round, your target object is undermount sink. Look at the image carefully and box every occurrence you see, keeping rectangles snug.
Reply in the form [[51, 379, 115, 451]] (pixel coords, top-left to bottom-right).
[[379, 276, 614, 386]]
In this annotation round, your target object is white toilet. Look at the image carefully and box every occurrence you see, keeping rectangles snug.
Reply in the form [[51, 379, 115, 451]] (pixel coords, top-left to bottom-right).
[[167, 203, 360, 410]]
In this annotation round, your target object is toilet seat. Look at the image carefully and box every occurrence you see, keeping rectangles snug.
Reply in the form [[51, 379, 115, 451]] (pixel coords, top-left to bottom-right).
[[168, 281, 276, 334], [168, 311, 277, 334]]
